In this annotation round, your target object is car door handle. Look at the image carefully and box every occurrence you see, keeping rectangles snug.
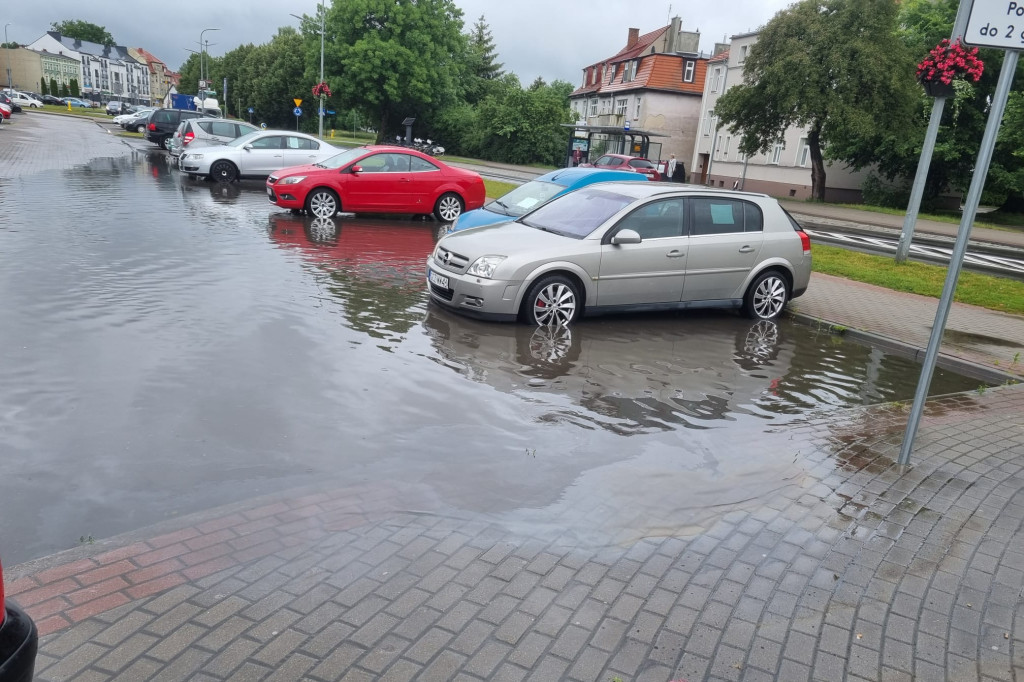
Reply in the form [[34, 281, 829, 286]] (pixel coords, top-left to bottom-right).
[[738, 245, 755, 253], [399, 178, 411, 183], [666, 250, 685, 258]]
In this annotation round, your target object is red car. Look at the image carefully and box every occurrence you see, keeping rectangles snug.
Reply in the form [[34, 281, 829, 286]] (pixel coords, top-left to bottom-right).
[[583, 153, 662, 181], [0, 557, 38, 682], [0, 102, 11, 120], [267, 145, 486, 223]]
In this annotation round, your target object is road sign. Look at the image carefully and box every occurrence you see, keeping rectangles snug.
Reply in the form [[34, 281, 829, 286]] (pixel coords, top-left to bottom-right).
[[624, 120, 631, 132], [261, 123, 267, 130], [327, 110, 336, 115], [965, 0, 1024, 48], [294, 107, 303, 116], [293, 98, 302, 107], [199, 80, 207, 89], [248, 107, 254, 114]]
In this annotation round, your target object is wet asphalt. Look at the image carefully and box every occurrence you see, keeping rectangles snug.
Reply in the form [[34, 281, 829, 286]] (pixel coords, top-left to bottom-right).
[[0, 115, 985, 567]]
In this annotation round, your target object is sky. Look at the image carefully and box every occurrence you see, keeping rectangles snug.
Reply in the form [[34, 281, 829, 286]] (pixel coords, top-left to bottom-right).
[[9, 0, 793, 85]]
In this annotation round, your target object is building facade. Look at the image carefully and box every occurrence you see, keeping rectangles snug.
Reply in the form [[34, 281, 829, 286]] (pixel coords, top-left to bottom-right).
[[26, 32, 151, 105], [128, 47, 176, 106], [691, 32, 868, 202], [568, 17, 720, 173]]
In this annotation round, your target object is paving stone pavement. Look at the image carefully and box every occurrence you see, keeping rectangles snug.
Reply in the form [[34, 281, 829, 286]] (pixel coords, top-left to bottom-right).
[[4, 114, 1024, 681]]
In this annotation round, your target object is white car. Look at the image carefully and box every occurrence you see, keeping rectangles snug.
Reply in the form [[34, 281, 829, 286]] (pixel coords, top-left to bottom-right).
[[178, 130, 338, 182], [114, 108, 153, 126], [7, 91, 42, 108]]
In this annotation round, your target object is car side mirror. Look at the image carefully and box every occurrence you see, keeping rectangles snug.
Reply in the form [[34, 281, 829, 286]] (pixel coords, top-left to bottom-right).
[[611, 229, 642, 245], [349, 165, 362, 175], [243, 144, 253, 151]]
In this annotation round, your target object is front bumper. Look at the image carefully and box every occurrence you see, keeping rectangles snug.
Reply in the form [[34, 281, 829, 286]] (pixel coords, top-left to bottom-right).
[[178, 156, 211, 175], [0, 600, 38, 682], [266, 184, 304, 210], [425, 256, 521, 322]]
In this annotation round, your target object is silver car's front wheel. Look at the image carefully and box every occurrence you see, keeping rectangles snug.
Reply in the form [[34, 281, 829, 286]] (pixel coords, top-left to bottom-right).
[[522, 275, 581, 327], [307, 189, 339, 218], [744, 270, 789, 320]]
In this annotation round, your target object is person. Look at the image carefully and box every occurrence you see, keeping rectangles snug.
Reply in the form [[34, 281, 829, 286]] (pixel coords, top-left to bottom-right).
[[667, 154, 677, 182], [672, 158, 686, 183], [572, 149, 582, 167]]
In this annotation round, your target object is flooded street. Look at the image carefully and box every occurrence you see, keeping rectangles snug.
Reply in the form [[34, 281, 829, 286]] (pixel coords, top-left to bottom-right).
[[0, 134, 986, 567]]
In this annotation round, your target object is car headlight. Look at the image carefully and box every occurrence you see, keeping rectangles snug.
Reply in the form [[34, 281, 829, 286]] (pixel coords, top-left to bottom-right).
[[467, 255, 506, 279], [190, 154, 203, 160], [279, 176, 306, 185]]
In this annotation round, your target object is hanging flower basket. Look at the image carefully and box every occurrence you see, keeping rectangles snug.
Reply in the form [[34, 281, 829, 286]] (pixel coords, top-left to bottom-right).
[[312, 81, 331, 98], [916, 38, 983, 97]]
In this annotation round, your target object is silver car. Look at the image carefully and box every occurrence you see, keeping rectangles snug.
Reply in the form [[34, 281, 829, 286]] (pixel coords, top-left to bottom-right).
[[178, 130, 337, 182], [426, 182, 812, 326]]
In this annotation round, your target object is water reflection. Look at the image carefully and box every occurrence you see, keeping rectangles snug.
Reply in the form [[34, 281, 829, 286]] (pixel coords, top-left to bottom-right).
[[421, 307, 986, 433]]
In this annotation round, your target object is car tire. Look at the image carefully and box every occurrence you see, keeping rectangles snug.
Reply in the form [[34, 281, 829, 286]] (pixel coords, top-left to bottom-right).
[[210, 160, 238, 183], [520, 274, 582, 327], [135, 124, 146, 134], [742, 269, 790, 321], [433, 192, 464, 223], [307, 188, 339, 218], [160, 136, 172, 150]]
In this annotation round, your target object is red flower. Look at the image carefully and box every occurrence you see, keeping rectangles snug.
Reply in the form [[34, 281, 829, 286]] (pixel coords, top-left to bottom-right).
[[917, 38, 984, 86], [311, 81, 332, 98]]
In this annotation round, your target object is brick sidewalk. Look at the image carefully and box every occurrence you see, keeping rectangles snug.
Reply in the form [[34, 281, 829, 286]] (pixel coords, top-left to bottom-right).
[[8, 386, 1024, 681]]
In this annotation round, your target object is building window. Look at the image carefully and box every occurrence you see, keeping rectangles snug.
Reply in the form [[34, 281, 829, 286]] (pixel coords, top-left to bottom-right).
[[714, 135, 723, 160], [711, 67, 723, 92], [615, 98, 628, 115], [771, 143, 784, 165], [683, 61, 695, 83], [723, 136, 731, 160], [739, 45, 749, 63], [634, 96, 641, 120], [798, 138, 810, 167], [703, 111, 714, 136], [589, 99, 598, 118], [609, 63, 617, 82], [600, 98, 611, 115]]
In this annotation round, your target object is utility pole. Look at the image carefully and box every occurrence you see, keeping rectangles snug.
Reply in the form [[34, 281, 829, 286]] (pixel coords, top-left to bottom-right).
[[199, 28, 219, 114], [4, 23, 12, 91]]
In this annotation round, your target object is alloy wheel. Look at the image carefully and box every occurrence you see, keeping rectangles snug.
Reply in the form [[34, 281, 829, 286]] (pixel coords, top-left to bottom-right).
[[532, 282, 577, 326], [752, 275, 787, 319], [309, 191, 337, 218], [436, 195, 462, 222]]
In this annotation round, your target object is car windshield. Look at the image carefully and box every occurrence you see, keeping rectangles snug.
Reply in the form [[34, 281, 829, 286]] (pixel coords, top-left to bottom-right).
[[316, 147, 372, 170], [227, 131, 264, 148], [487, 180, 564, 217], [519, 187, 634, 238]]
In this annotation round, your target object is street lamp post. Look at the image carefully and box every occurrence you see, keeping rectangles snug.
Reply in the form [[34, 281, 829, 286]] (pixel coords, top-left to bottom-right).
[[291, 4, 325, 138], [198, 27, 219, 114], [4, 23, 12, 90]]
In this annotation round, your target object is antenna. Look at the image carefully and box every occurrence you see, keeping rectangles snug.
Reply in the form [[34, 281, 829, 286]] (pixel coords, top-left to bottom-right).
[[667, 4, 672, 24]]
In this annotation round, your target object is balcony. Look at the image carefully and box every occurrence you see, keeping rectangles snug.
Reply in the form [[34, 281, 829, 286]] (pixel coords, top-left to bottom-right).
[[590, 113, 627, 127]]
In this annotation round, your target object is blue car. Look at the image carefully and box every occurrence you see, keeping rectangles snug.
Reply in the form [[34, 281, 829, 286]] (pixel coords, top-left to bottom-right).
[[450, 167, 649, 231], [62, 98, 90, 108]]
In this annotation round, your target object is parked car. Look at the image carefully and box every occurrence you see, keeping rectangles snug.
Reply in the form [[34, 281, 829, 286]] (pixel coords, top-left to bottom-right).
[[0, 102, 11, 121], [582, 153, 662, 181], [144, 108, 214, 149], [62, 98, 90, 108], [7, 92, 41, 109], [168, 120, 187, 158], [180, 130, 338, 181], [113, 107, 152, 126], [40, 94, 63, 106], [451, 167, 649, 232], [105, 100, 128, 115], [122, 109, 154, 133], [426, 183, 812, 326], [266, 145, 486, 222], [0, 93, 21, 114], [181, 118, 259, 151], [0, 555, 39, 682]]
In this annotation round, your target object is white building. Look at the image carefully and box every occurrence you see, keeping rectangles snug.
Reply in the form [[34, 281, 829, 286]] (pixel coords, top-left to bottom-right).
[[26, 32, 151, 105], [691, 32, 868, 202]]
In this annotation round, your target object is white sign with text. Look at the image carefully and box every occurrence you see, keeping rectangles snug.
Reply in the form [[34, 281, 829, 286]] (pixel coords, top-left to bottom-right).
[[966, 0, 1024, 49]]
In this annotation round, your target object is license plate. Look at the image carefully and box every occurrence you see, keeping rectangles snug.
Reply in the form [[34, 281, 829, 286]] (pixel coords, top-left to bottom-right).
[[428, 269, 450, 289], [266, 187, 273, 197]]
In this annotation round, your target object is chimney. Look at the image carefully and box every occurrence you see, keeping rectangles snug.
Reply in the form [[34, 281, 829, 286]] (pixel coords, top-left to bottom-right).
[[627, 28, 640, 49]]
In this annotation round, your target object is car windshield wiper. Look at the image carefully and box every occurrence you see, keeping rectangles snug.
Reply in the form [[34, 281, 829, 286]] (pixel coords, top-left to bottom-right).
[[312, 162, 326, 168]]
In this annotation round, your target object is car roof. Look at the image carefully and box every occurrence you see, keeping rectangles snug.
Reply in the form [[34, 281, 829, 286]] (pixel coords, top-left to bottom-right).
[[535, 167, 648, 187], [587, 181, 772, 201]]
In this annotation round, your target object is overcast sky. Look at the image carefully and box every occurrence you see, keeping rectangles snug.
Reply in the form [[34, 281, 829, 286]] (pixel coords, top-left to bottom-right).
[[10, 0, 793, 85]]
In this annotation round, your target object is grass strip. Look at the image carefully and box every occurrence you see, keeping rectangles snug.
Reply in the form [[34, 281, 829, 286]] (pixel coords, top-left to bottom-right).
[[483, 179, 517, 200], [812, 243, 1024, 315]]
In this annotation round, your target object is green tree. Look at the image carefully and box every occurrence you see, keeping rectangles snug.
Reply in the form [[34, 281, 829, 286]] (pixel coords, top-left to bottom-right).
[[327, 0, 467, 142], [68, 79, 80, 97], [59, 82, 70, 98], [227, 29, 305, 129], [49, 77, 60, 98], [713, 0, 917, 201], [50, 20, 115, 46], [472, 75, 574, 166], [463, 15, 503, 104], [40, 79, 49, 96]]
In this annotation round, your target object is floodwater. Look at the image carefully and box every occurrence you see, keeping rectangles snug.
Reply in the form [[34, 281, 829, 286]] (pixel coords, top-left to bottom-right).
[[0, 149, 987, 565]]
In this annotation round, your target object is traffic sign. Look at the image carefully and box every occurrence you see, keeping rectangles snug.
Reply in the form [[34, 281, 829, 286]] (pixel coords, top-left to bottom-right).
[[248, 107, 254, 114], [327, 110, 335, 115], [293, 98, 302, 107], [261, 123, 267, 130], [294, 106, 303, 116], [965, 0, 1024, 49], [624, 120, 631, 132]]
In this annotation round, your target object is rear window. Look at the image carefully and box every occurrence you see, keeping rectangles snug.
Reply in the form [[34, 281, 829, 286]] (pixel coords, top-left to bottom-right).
[[691, 198, 763, 235], [628, 159, 655, 169]]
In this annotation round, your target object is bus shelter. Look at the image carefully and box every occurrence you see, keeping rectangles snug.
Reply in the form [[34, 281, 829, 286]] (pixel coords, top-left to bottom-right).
[[561, 124, 670, 169]]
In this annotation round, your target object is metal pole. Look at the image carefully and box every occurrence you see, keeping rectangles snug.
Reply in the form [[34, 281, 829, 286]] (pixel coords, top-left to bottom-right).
[[898, 49, 1019, 466], [199, 28, 219, 115], [5, 23, 12, 91], [318, 0, 325, 139], [894, 0, 971, 263]]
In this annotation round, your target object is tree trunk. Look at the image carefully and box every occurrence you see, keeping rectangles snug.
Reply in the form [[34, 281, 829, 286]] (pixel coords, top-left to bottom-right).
[[808, 121, 826, 202], [376, 104, 389, 144]]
